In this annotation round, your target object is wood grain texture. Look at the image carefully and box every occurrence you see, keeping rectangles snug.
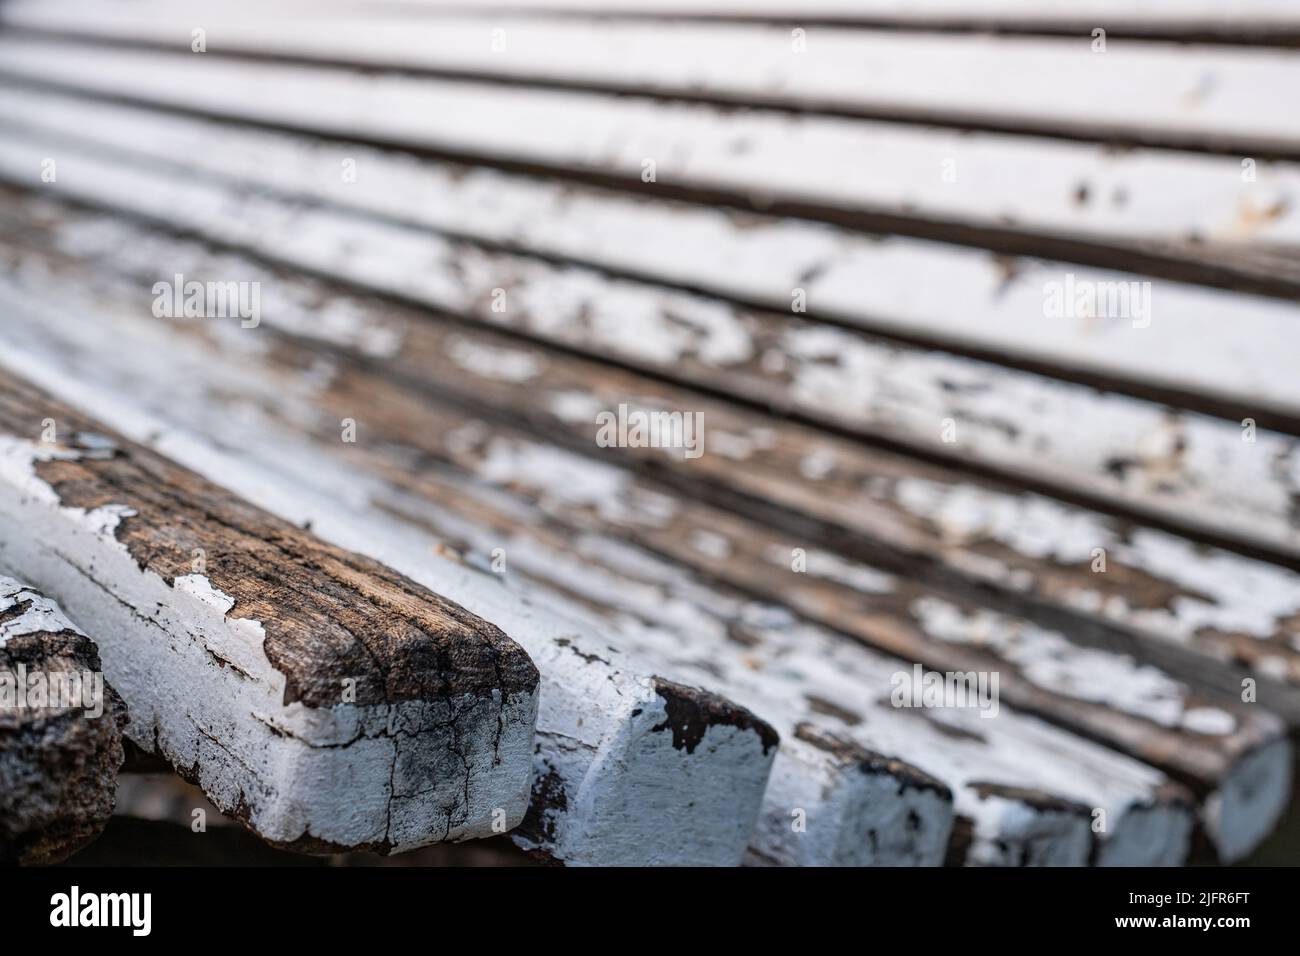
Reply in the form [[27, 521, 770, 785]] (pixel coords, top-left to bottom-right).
[[0, 574, 125, 864], [0, 282, 1156, 866], [7, 193, 1297, 738], [1, 232, 1279, 861], [0, 372, 541, 853], [0, 268, 783, 866], [3, 89, 1295, 423]]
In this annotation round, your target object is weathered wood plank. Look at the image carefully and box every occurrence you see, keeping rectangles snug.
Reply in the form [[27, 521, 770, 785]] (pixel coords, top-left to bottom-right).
[[4, 89, 1298, 425], [0, 301, 781, 867], [7, 192, 1299, 726], [2, 133, 1293, 564], [7, 2, 1299, 154], [0, 574, 125, 864], [0, 373, 542, 854], [0, 263, 1197, 867], [0, 36, 1296, 292], [0, 236, 1280, 861], [312, 389, 1290, 863], [349, 456, 1199, 866]]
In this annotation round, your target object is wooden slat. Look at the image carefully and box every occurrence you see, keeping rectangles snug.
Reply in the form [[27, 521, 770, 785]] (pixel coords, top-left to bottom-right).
[[0, 278, 956, 870], [2, 88, 1294, 427], [0, 223, 1284, 861], [0, 251, 1203, 867], [0, 37, 1297, 294], [3, 129, 1295, 567], [6, 2, 1299, 154], [0, 574, 125, 864], [0, 287, 785, 866], [0, 372, 543, 854], [8, 187, 1300, 728], [342, 0, 1300, 40]]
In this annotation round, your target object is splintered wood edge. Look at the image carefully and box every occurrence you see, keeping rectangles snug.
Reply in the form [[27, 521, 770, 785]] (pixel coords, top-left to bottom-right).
[[0, 374, 541, 852], [493, 619, 782, 866], [0, 573, 125, 864]]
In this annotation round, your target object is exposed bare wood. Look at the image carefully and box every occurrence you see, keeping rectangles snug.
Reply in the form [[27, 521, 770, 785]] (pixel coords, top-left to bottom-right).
[[0, 299, 784, 866], [0, 373, 542, 854], [6, 178, 1300, 744], [0, 236, 1281, 861], [0, 278, 1191, 866], [0, 574, 125, 864], [3, 89, 1296, 425], [1, 14, 1294, 868], [2, 136, 1296, 569]]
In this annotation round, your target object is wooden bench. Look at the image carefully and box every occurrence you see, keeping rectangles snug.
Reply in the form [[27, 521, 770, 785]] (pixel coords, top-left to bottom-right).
[[0, 0, 1296, 865]]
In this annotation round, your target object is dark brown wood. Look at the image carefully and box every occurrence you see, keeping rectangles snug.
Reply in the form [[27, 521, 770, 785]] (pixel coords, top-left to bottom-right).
[[0, 575, 126, 864], [0, 372, 541, 853]]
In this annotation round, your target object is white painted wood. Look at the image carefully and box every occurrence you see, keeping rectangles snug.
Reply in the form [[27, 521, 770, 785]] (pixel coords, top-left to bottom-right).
[[0, 270, 948, 868], [6, 2, 1298, 150], [0, 294, 778, 867], [2, 88, 1295, 423], [3, 129, 1295, 560], [10, 189, 1300, 731], [7, 244, 1279, 868], [363, 468, 1200, 866], [0, 397, 540, 856], [0, 36, 1296, 257], [345, 0, 1300, 32], [0, 266, 1198, 867]]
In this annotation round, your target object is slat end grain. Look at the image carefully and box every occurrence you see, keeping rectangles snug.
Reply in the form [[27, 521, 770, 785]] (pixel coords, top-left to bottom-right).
[[0, 574, 126, 864]]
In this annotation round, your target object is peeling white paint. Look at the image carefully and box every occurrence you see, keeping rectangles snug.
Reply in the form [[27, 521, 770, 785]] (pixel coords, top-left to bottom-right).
[[4, 83, 1297, 428], [0, 296, 775, 866], [912, 595, 1236, 735], [0, 575, 85, 645], [0, 429, 537, 853]]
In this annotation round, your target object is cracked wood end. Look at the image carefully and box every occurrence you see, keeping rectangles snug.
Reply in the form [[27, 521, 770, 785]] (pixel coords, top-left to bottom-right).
[[0, 574, 125, 864], [0, 373, 541, 853], [406, 575, 781, 866], [0, 350, 780, 864], [0, 249, 1219, 865]]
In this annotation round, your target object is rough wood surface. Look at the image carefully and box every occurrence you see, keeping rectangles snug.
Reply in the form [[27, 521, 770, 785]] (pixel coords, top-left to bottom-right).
[[7, 186, 1299, 741], [0, 271, 1192, 866], [4, 88, 1296, 422], [10, 180, 1300, 754], [0, 36, 1296, 293], [0, 235, 1281, 861], [0, 294, 781, 867], [0, 18, 1294, 866], [0, 574, 125, 864], [2, 135, 1295, 566], [0, 373, 541, 853]]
